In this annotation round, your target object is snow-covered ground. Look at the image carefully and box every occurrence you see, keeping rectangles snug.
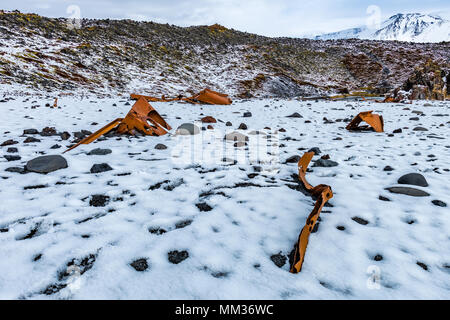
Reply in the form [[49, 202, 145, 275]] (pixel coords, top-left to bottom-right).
[[0, 95, 449, 299]]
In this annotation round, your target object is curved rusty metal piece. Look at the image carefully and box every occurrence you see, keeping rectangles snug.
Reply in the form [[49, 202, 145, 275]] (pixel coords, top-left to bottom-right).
[[188, 89, 232, 105], [290, 152, 334, 274], [131, 88, 232, 105], [64, 97, 170, 153], [130, 93, 172, 102], [375, 96, 400, 103], [63, 118, 123, 153], [346, 111, 384, 133]]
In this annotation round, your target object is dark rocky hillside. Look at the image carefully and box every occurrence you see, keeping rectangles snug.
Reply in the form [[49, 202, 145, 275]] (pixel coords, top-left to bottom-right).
[[0, 11, 449, 98]]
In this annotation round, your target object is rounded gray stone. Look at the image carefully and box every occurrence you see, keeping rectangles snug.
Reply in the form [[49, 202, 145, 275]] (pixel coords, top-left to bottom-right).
[[90, 163, 113, 174], [385, 187, 430, 197], [224, 131, 249, 142], [155, 143, 168, 150], [308, 147, 321, 155], [238, 123, 248, 130], [432, 200, 447, 207], [25, 155, 68, 174], [23, 129, 39, 135], [312, 158, 338, 168], [168, 250, 189, 264], [285, 155, 301, 164], [5, 166, 26, 174], [286, 112, 303, 118], [87, 148, 112, 156], [130, 258, 149, 272], [398, 173, 429, 187], [176, 123, 200, 135]]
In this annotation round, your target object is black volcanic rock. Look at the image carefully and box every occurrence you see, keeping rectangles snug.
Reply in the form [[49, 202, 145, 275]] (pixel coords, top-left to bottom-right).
[[168, 250, 189, 264]]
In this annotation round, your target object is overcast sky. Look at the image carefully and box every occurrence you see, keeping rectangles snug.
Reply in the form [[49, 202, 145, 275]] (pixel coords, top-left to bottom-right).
[[2, 0, 450, 37]]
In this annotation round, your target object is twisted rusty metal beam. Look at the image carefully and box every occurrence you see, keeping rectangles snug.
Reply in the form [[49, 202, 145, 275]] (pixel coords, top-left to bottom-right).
[[290, 152, 334, 274]]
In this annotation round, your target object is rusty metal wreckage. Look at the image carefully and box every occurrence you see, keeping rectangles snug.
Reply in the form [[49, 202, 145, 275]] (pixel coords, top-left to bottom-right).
[[290, 152, 334, 274], [289, 112, 383, 273], [62, 88, 384, 273], [130, 88, 233, 105], [63, 97, 172, 153], [346, 111, 384, 133], [63, 89, 232, 153]]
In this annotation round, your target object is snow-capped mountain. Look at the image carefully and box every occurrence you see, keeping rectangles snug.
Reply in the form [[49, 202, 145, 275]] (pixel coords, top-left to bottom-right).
[[316, 13, 450, 43]]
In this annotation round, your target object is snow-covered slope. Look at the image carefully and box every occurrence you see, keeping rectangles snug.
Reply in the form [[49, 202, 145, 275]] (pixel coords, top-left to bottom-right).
[[316, 13, 450, 43], [0, 95, 449, 299], [1, 11, 450, 98]]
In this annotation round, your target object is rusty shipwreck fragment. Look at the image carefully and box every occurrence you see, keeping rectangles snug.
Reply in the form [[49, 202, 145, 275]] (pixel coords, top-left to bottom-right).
[[64, 97, 171, 153], [187, 89, 232, 105], [375, 96, 399, 103], [346, 111, 384, 133], [131, 88, 232, 105], [290, 152, 333, 274]]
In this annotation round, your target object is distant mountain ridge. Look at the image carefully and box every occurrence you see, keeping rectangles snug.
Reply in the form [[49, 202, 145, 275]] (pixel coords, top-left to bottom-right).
[[315, 13, 450, 43]]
